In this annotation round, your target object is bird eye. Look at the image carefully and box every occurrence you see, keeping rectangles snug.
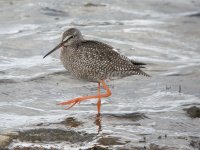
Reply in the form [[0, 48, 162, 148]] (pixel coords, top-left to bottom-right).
[[73, 33, 77, 37]]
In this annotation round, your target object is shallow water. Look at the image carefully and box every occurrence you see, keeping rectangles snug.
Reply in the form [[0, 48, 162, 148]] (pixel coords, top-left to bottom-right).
[[0, 0, 200, 149]]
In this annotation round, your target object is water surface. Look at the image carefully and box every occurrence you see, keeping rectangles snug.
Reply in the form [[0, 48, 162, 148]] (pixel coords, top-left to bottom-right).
[[0, 0, 200, 149]]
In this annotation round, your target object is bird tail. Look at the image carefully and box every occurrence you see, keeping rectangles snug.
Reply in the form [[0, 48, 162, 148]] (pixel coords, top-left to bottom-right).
[[130, 60, 150, 77], [136, 70, 151, 77], [131, 60, 146, 68]]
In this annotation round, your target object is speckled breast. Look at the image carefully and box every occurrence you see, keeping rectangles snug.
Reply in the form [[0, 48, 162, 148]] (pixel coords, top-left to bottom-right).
[[60, 46, 106, 82]]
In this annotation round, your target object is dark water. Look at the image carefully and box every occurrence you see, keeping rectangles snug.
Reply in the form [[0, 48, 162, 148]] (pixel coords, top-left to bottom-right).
[[0, 0, 200, 149]]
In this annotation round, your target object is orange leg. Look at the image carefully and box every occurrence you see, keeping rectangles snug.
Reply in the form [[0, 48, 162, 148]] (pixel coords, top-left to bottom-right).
[[97, 82, 101, 115], [57, 80, 111, 113]]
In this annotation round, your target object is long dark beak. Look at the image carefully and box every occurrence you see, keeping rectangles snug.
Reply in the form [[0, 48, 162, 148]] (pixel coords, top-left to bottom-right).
[[43, 35, 72, 59]]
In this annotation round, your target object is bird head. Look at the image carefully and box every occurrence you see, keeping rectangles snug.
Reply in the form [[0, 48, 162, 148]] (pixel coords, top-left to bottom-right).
[[43, 28, 83, 58]]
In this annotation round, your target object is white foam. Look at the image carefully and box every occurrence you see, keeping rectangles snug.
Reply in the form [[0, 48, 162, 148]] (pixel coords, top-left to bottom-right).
[[0, 56, 59, 71], [0, 24, 39, 35]]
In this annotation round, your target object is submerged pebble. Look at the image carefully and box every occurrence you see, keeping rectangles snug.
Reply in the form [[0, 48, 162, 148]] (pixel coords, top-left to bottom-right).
[[190, 139, 200, 149], [60, 117, 83, 127], [104, 112, 148, 121], [97, 137, 124, 146], [84, 3, 106, 7], [17, 128, 94, 143], [0, 135, 11, 149], [184, 106, 200, 118]]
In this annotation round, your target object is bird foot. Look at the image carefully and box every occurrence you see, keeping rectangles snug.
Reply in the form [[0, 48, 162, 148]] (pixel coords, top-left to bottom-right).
[[57, 95, 101, 110], [57, 97, 81, 110], [57, 98, 80, 105], [57, 80, 111, 111]]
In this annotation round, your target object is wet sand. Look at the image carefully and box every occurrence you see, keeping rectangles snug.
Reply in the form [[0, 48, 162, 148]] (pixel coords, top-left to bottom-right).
[[0, 74, 200, 149], [0, 0, 200, 149]]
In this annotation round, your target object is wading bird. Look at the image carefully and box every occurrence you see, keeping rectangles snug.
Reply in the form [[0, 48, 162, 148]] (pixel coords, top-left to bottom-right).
[[43, 28, 149, 115]]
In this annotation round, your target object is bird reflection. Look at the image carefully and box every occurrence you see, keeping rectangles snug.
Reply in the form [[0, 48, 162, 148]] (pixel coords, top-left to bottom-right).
[[95, 113, 102, 133]]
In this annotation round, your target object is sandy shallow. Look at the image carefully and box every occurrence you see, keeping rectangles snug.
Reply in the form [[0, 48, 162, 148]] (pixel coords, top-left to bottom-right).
[[0, 0, 200, 149]]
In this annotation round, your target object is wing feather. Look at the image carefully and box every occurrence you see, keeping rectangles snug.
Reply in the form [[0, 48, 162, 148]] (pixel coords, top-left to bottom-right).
[[77, 40, 150, 77]]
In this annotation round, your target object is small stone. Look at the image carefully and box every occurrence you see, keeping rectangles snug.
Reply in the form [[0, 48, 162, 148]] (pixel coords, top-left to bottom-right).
[[61, 117, 83, 127], [184, 106, 200, 118], [2, 131, 19, 138], [149, 143, 159, 150], [98, 137, 124, 146], [0, 135, 11, 148], [190, 140, 200, 149], [84, 3, 106, 7]]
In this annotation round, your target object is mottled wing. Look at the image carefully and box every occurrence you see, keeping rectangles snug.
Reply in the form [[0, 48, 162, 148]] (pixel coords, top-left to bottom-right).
[[76, 40, 150, 78]]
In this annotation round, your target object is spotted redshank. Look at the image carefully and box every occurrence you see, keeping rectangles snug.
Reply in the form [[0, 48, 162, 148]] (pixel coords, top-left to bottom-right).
[[43, 28, 150, 115]]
